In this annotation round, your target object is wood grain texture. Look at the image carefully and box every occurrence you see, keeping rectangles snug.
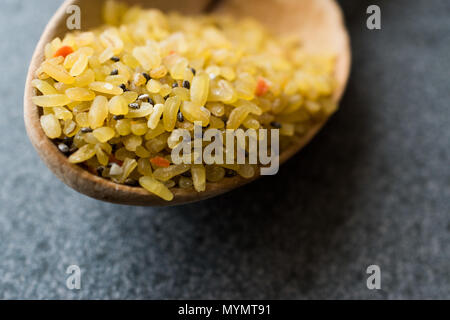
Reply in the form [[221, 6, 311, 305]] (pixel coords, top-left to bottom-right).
[[24, 0, 351, 206]]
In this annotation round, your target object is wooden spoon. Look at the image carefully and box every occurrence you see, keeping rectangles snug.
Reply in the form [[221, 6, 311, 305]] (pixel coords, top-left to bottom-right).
[[24, 0, 351, 206]]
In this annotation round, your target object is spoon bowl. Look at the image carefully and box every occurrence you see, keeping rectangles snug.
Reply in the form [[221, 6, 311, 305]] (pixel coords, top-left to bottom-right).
[[24, 0, 351, 206]]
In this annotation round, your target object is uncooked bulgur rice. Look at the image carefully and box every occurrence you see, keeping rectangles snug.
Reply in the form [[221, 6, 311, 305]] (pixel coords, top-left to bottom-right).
[[32, 0, 337, 201]]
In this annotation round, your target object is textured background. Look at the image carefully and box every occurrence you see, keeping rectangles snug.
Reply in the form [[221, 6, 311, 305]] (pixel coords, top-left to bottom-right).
[[0, 0, 448, 299]]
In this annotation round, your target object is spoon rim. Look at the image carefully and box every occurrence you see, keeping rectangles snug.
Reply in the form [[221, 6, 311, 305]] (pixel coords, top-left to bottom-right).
[[24, 0, 351, 206]]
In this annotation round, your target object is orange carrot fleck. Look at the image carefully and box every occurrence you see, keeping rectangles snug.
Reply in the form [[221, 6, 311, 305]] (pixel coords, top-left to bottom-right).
[[109, 155, 123, 166], [255, 77, 270, 96], [150, 156, 171, 168], [53, 46, 74, 58]]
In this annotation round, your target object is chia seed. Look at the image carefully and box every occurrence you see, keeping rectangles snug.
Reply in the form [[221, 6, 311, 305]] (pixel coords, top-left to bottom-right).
[[177, 111, 184, 122], [225, 169, 237, 177], [138, 94, 150, 102], [142, 73, 151, 83], [57, 143, 70, 154], [182, 80, 191, 89], [129, 103, 140, 109], [270, 121, 282, 129]]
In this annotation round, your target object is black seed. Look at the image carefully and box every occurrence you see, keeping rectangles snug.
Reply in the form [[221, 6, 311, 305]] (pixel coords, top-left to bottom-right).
[[58, 143, 70, 154], [164, 95, 170, 100], [96, 166, 105, 177], [138, 94, 150, 102], [182, 80, 191, 89], [172, 82, 179, 88], [125, 179, 139, 187], [270, 121, 282, 129], [69, 146, 78, 154], [81, 127, 93, 133], [182, 171, 192, 178], [225, 169, 237, 177], [142, 73, 151, 83], [113, 115, 125, 120], [111, 144, 118, 154], [110, 69, 119, 76], [62, 136, 73, 145], [119, 84, 127, 91], [106, 163, 112, 169], [129, 103, 140, 109], [148, 98, 154, 105], [177, 111, 184, 122], [190, 68, 196, 76], [110, 56, 120, 62]]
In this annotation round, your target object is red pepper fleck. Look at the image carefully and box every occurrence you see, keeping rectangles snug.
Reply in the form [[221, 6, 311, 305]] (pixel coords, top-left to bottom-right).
[[169, 50, 176, 55], [53, 46, 74, 58], [255, 77, 270, 96], [150, 156, 171, 168], [109, 155, 123, 166]]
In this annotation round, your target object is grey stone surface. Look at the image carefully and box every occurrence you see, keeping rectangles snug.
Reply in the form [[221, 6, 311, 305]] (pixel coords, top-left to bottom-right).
[[0, 0, 448, 299]]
